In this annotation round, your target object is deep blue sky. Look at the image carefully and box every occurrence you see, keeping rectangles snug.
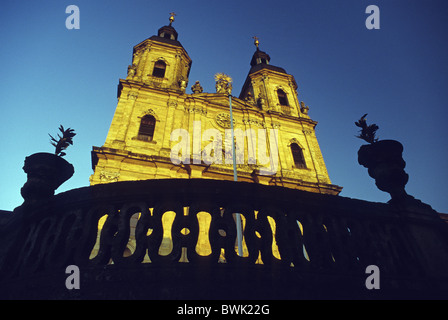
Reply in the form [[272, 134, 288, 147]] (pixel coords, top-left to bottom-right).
[[1, 0, 447, 213]]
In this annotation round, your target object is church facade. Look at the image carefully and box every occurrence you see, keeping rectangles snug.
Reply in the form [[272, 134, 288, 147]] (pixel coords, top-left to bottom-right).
[[89, 15, 342, 196]]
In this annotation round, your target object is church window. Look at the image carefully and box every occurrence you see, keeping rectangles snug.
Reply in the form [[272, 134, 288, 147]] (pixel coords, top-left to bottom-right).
[[152, 60, 166, 78], [138, 115, 156, 141], [277, 89, 289, 106], [161, 32, 174, 40], [291, 143, 306, 168]]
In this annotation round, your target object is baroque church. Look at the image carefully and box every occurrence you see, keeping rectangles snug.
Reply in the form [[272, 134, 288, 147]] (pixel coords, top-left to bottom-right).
[[2, 15, 448, 300], [87, 14, 342, 258], [89, 14, 342, 196]]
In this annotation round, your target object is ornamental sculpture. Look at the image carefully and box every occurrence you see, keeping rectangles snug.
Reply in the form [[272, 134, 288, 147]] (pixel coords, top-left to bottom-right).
[[215, 112, 235, 129], [48, 125, 76, 157], [215, 73, 232, 95], [355, 114, 412, 205]]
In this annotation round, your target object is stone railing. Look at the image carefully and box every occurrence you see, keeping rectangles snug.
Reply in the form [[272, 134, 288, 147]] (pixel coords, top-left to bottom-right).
[[1, 178, 448, 299]]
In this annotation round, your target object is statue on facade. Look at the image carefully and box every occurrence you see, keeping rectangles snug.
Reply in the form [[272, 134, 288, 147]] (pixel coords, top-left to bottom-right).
[[179, 79, 187, 92], [300, 101, 309, 115], [257, 93, 266, 110], [127, 64, 136, 78], [215, 73, 232, 95], [244, 91, 255, 105]]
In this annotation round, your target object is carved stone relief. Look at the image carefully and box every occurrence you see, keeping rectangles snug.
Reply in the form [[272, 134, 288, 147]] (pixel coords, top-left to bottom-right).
[[215, 112, 235, 129], [99, 171, 120, 183]]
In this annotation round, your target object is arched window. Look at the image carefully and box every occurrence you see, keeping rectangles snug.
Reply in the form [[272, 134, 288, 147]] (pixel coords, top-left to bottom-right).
[[152, 60, 166, 78], [160, 32, 173, 40], [138, 115, 156, 141], [291, 143, 306, 168], [277, 89, 289, 106]]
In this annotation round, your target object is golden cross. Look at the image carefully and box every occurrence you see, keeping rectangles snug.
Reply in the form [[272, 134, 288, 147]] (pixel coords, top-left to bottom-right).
[[169, 12, 176, 25], [253, 36, 259, 49]]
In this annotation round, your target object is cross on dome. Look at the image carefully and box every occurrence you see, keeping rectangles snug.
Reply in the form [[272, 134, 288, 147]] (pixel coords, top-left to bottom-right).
[[253, 36, 260, 50], [169, 12, 176, 26]]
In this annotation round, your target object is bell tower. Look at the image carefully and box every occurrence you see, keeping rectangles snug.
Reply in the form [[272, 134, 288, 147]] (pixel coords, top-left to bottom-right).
[[236, 37, 340, 193], [239, 37, 304, 117], [125, 12, 192, 93], [90, 14, 194, 185]]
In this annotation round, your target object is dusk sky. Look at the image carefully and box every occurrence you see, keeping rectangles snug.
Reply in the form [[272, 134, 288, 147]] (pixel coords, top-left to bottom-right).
[[1, 0, 447, 213]]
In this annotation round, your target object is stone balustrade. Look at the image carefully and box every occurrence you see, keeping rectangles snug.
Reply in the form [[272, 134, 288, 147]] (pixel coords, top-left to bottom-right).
[[1, 178, 448, 299]]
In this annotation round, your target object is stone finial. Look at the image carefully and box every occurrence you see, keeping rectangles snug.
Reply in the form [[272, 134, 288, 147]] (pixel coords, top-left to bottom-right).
[[191, 80, 203, 94]]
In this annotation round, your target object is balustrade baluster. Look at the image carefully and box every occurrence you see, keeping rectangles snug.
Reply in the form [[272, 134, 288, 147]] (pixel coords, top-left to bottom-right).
[[254, 210, 274, 265], [91, 206, 119, 266]]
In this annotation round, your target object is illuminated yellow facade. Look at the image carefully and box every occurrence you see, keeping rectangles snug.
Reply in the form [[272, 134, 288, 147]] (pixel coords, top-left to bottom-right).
[[89, 16, 341, 260]]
